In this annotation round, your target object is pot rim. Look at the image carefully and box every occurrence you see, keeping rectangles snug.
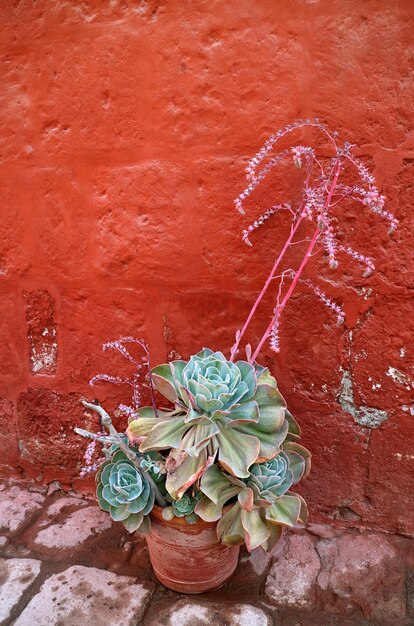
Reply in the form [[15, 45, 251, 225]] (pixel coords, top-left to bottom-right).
[[150, 503, 234, 530], [150, 504, 218, 530]]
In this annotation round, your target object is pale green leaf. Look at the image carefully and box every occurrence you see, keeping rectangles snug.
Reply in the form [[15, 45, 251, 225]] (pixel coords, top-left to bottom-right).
[[217, 427, 260, 478], [139, 415, 188, 452], [261, 523, 283, 552], [217, 503, 245, 546], [151, 364, 178, 402], [198, 464, 232, 503], [283, 442, 311, 478], [265, 494, 302, 526], [238, 487, 254, 512], [241, 509, 270, 552], [122, 512, 144, 533], [166, 448, 209, 500]]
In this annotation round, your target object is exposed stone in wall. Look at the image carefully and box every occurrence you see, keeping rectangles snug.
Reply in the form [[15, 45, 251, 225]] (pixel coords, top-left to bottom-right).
[[25, 290, 58, 375], [0, 398, 19, 466], [16, 388, 87, 480]]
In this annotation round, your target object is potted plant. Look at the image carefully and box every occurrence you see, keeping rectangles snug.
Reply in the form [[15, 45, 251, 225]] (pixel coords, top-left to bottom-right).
[[75, 120, 396, 593]]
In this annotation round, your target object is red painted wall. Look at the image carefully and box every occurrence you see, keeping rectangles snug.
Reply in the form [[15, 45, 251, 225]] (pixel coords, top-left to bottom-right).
[[0, 0, 413, 536]]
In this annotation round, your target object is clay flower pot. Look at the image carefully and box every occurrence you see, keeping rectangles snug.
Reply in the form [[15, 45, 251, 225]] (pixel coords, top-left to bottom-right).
[[145, 505, 240, 593]]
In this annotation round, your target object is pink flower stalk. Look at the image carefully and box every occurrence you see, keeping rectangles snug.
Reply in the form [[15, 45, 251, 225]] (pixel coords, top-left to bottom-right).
[[79, 434, 105, 478], [338, 245, 375, 277], [303, 280, 345, 325], [269, 318, 280, 353], [80, 460, 105, 478], [90, 336, 158, 417], [236, 150, 290, 215], [242, 204, 292, 247], [230, 120, 397, 363], [118, 404, 138, 419], [291, 145, 315, 168], [89, 373, 131, 386]]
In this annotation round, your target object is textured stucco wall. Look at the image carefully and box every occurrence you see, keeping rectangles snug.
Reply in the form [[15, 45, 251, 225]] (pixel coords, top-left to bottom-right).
[[0, 0, 413, 536]]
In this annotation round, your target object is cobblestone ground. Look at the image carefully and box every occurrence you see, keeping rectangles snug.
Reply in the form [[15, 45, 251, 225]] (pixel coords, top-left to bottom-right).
[[0, 479, 413, 626]]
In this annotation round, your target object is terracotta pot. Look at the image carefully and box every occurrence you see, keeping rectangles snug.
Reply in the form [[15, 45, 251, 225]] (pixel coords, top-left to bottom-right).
[[146, 505, 240, 593]]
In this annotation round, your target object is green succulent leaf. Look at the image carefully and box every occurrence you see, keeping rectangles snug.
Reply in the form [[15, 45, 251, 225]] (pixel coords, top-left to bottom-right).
[[225, 400, 260, 425], [284, 450, 306, 484], [161, 506, 175, 521], [241, 508, 270, 552], [236, 418, 288, 462], [197, 464, 235, 504], [135, 515, 151, 535], [285, 409, 301, 437], [151, 364, 179, 402], [217, 427, 260, 478], [296, 493, 309, 524], [110, 504, 130, 522], [139, 415, 188, 452], [238, 487, 254, 512], [261, 523, 283, 552], [265, 494, 302, 526], [123, 512, 145, 533], [217, 503, 245, 546], [282, 442, 311, 479], [166, 448, 211, 500]]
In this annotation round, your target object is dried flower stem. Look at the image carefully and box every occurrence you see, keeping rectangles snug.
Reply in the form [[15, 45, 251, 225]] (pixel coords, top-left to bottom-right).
[[80, 401, 166, 506]]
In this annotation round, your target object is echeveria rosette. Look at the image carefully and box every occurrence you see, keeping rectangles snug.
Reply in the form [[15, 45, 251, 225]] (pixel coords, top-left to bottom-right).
[[162, 491, 201, 524], [128, 349, 289, 499], [96, 449, 154, 534], [195, 443, 310, 552]]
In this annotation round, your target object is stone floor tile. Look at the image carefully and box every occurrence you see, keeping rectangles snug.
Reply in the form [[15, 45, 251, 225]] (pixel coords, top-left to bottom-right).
[[0, 557, 42, 625], [31, 506, 112, 551], [317, 533, 406, 623], [264, 533, 320, 608], [40, 495, 88, 517], [0, 485, 45, 536], [148, 599, 272, 625], [14, 565, 153, 626]]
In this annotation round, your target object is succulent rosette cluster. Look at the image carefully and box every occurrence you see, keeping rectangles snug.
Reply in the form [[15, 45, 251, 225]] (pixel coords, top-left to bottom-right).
[[96, 449, 154, 533], [194, 444, 310, 551], [161, 492, 201, 524], [84, 347, 310, 551], [127, 349, 290, 499]]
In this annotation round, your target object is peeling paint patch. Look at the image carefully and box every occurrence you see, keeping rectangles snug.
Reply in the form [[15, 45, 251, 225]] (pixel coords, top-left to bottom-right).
[[339, 369, 389, 428], [386, 366, 413, 390], [399, 348, 406, 358], [30, 342, 58, 373], [354, 350, 367, 362], [393, 453, 414, 461], [401, 405, 414, 416]]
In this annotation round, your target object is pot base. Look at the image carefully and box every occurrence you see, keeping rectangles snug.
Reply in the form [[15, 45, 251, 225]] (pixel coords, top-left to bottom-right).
[[146, 506, 240, 594], [150, 557, 239, 594]]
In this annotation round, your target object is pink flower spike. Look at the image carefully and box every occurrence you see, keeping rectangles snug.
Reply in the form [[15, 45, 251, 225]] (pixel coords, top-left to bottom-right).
[[338, 245, 375, 277], [303, 280, 345, 325], [269, 318, 280, 353]]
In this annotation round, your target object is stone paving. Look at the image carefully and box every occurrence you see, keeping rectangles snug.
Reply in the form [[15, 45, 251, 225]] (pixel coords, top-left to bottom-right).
[[0, 479, 413, 626]]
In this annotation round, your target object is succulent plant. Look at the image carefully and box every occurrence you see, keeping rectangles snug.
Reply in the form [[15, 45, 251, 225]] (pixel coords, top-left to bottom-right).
[[162, 491, 201, 524], [127, 348, 289, 499], [96, 449, 154, 533], [195, 442, 310, 551]]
